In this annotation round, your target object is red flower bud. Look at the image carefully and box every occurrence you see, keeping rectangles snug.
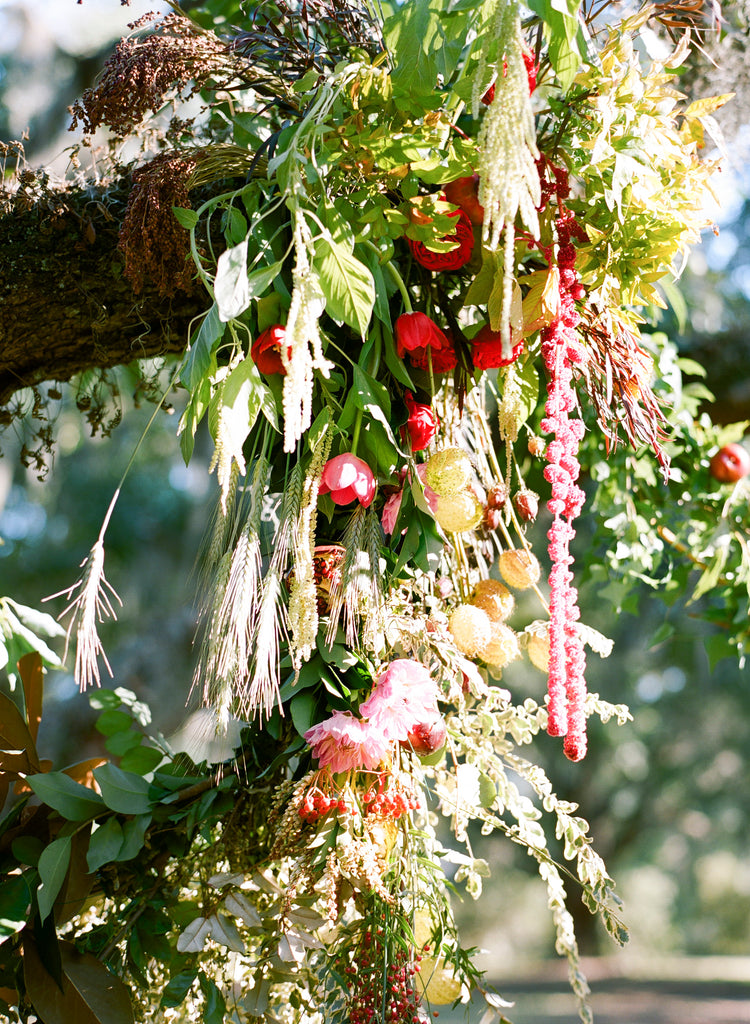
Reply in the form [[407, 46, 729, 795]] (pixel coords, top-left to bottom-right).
[[513, 489, 539, 522], [470, 324, 524, 370], [400, 713, 447, 756], [394, 312, 457, 374], [319, 454, 377, 508], [402, 392, 439, 452], [486, 484, 508, 509], [250, 324, 290, 375], [407, 208, 474, 272]]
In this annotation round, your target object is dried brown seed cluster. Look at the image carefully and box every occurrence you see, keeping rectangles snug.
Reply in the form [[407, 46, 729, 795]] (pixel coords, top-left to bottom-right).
[[118, 150, 201, 296], [70, 12, 232, 138]]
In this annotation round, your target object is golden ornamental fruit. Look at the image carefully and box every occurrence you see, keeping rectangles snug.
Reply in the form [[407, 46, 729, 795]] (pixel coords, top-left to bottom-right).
[[498, 548, 541, 589], [483, 622, 520, 669], [449, 604, 491, 657], [425, 447, 473, 496], [471, 579, 515, 622], [434, 492, 483, 532]]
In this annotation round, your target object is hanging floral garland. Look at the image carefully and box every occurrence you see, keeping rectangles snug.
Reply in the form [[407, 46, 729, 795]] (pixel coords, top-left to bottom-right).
[[0, 2, 741, 1024]]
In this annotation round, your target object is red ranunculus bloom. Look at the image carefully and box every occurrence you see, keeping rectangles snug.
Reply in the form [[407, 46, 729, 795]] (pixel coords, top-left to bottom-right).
[[407, 208, 474, 272], [443, 175, 484, 226], [319, 453, 377, 508], [394, 312, 457, 374], [470, 324, 525, 370], [250, 324, 290, 375], [402, 392, 439, 452]]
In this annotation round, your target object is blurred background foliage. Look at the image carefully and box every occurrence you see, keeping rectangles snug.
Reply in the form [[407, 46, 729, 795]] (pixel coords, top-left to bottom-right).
[[1, 0, 750, 972]]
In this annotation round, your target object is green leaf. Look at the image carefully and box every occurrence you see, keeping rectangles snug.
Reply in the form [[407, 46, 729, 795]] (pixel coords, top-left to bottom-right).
[[383, 0, 443, 96], [94, 709, 133, 737], [119, 744, 163, 775], [0, 873, 31, 938], [172, 206, 199, 230], [209, 357, 268, 456], [28, 772, 105, 821], [87, 818, 124, 872], [118, 814, 151, 862], [160, 969, 199, 1009], [199, 971, 227, 1024], [180, 304, 224, 392], [94, 763, 154, 815], [215, 237, 250, 322], [246, 259, 283, 300], [290, 691, 317, 738], [37, 835, 72, 922], [313, 237, 375, 336], [88, 689, 122, 711]]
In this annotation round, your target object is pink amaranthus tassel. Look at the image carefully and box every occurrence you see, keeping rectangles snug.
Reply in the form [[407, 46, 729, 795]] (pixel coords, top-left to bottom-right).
[[540, 214, 589, 761]]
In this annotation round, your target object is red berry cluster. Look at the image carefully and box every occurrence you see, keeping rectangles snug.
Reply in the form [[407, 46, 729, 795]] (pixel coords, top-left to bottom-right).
[[341, 931, 423, 1024], [363, 775, 419, 820], [298, 782, 354, 824]]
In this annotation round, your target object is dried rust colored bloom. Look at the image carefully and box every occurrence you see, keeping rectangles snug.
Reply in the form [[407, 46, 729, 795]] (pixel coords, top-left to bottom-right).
[[118, 150, 200, 296], [70, 12, 231, 137]]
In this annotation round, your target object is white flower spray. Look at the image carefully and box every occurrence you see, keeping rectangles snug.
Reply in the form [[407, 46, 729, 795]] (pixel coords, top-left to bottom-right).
[[474, 0, 541, 359]]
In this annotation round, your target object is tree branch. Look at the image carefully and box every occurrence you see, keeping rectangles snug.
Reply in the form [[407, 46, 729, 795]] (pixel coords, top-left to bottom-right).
[[0, 178, 206, 407]]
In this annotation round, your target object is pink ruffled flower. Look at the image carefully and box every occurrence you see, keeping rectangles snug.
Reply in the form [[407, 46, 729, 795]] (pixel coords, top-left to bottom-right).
[[304, 711, 389, 773], [360, 659, 438, 742], [320, 453, 377, 508]]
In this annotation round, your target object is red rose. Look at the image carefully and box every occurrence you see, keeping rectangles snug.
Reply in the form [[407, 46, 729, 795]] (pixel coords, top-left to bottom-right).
[[407, 208, 474, 272], [250, 324, 290, 375], [319, 453, 377, 508], [470, 324, 524, 370], [402, 392, 439, 452], [394, 312, 457, 374], [443, 175, 484, 226]]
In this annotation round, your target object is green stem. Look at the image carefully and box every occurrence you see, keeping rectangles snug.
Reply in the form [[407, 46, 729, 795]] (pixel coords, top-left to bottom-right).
[[362, 240, 412, 312]]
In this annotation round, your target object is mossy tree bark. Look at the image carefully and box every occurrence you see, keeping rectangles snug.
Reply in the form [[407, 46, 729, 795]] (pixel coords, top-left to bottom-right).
[[0, 181, 204, 407]]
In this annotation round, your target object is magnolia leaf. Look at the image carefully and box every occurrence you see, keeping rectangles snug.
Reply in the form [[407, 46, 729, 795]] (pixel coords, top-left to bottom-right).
[[160, 969, 198, 1009], [0, 874, 31, 939], [176, 916, 213, 953], [240, 980, 270, 1017], [117, 814, 151, 862], [224, 892, 262, 928], [16, 655, 42, 745], [278, 930, 307, 964], [208, 913, 245, 953], [93, 764, 153, 815], [28, 772, 105, 821], [313, 237, 375, 336], [215, 237, 250, 322], [23, 934, 103, 1024], [198, 973, 226, 1024], [37, 836, 72, 922], [86, 819, 124, 873], [209, 872, 246, 889]]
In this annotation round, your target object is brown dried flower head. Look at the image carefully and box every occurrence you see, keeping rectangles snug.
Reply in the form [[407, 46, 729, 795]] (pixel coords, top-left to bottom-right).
[[70, 12, 232, 138], [118, 150, 200, 296]]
